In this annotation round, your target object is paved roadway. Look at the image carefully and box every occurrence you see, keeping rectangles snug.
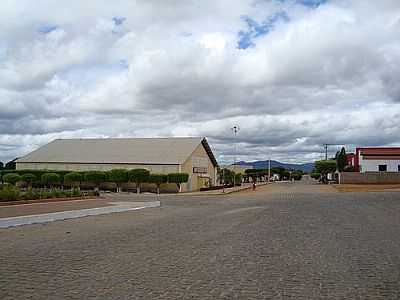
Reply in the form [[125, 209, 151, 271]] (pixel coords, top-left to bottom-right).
[[1, 181, 400, 299]]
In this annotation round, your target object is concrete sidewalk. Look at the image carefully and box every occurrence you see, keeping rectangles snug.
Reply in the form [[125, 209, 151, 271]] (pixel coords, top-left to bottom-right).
[[0, 201, 160, 229]]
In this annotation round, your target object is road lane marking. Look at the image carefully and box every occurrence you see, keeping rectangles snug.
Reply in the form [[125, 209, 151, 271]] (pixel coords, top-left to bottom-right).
[[218, 206, 264, 216]]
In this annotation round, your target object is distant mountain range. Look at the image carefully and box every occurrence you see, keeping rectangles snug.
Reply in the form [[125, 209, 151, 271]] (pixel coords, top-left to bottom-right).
[[235, 160, 315, 173]]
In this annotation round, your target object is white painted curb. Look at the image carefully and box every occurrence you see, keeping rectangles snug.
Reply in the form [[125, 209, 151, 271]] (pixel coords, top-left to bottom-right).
[[0, 201, 160, 229]]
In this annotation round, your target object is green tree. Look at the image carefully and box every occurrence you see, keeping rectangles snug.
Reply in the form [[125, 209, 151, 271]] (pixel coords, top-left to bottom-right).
[[3, 173, 21, 186], [168, 173, 189, 192], [291, 171, 303, 181], [218, 168, 235, 185], [41, 173, 61, 188], [0, 162, 3, 170], [310, 172, 321, 180], [234, 173, 242, 186], [64, 172, 82, 188], [84, 171, 106, 192], [129, 169, 150, 194], [148, 174, 168, 195], [314, 160, 337, 175], [272, 167, 288, 180], [109, 169, 128, 192], [245, 169, 263, 183], [5, 159, 16, 170], [21, 173, 36, 188], [336, 147, 348, 172]]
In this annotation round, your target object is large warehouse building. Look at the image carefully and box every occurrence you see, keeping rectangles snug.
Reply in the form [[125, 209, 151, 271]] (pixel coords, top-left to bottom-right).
[[16, 137, 218, 192]]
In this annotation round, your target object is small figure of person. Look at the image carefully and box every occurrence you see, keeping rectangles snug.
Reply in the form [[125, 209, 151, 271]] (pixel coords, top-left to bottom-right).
[[253, 181, 256, 191]]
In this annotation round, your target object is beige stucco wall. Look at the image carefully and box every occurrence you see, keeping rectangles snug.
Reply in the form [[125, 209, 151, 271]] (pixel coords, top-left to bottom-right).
[[181, 143, 217, 192], [16, 162, 179, 174]]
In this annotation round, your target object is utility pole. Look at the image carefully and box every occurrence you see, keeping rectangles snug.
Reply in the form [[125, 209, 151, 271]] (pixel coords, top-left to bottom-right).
[[231, 125, 240, 187], [323, 143, 342, 160], [324, 144, 329, 160]]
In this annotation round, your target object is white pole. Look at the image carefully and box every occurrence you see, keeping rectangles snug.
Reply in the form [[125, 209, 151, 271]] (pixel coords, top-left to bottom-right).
[[233, 127, 236, 187], [232, 126, 239, 188], [268, 158, 271, 183], [222, 167, 225, 193], [233, 144, 236, 187]]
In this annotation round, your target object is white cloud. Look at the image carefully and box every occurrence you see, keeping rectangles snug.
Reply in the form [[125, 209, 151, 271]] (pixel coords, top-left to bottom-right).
[[0, 0, 400, 164]]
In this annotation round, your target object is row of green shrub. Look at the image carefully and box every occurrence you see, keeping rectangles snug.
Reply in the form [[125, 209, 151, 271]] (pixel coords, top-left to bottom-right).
[[0, 186, 90, 202], [245, 167, 303, 181], [0, 169, 189, 193]]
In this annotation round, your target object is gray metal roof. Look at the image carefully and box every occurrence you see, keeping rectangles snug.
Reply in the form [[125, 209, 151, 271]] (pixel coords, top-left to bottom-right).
[[17, 137, 218, 166]]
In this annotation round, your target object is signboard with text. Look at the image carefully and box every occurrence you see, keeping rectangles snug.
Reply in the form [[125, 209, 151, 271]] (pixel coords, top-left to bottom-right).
[[193, 167, 208, 174]]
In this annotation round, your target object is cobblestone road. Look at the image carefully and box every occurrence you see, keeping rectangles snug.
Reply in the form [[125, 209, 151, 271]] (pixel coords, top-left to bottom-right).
[[1, 182, 400, 299]]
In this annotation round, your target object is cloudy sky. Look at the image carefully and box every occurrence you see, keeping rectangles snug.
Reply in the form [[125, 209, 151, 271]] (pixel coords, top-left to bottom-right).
[[1, 0, 400, 164]]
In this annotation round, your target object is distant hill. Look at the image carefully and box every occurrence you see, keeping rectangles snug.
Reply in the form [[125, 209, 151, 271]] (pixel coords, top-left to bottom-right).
[[235, 160, 315, 173]]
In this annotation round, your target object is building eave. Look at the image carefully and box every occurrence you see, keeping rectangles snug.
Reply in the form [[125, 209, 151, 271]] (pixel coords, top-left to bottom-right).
[[201, 138, 219, 168]]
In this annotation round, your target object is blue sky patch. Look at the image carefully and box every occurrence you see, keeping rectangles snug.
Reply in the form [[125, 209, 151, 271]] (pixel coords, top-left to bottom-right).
[[275, 0, 327, 8], [180, 32, 193, 37], [237, 12, 289, 49], [113, 17, 126, 26], [118, 59, 129, 69], [296, 0, 327, 8], [38, 24, 58, 34]]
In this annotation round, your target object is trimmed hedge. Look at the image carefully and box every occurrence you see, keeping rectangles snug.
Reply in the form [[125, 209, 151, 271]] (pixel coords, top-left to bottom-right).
[[0, 186, 96, 202], [2, 173, 21, 186], [41, 173, 61, 187], [84, 171, 107, 190], [0, 169, 71, 181], [148, 174, 168, 194], [64, 172, 82, 187], [109, 169, 128, 192], [167, 173, 189, 190], [21, 173, 36, 186], [1, 169, 190, 193], [129, 169, 150, 193]]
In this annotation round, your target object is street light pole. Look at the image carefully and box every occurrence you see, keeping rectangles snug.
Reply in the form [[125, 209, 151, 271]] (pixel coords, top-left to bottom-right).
[[231, 125, 240, 187], [324, 144, 328, 160]]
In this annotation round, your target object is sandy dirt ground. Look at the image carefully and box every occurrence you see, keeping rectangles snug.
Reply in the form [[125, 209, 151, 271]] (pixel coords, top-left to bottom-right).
[[334, 184, 400, 193], [235, 180, 337, 195], [0, 198, 111, 218]]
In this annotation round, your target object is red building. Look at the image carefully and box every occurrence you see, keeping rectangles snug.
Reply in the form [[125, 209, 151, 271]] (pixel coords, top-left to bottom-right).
[[352, 147, 400, 172], [346, 153, 355, 168]]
